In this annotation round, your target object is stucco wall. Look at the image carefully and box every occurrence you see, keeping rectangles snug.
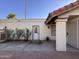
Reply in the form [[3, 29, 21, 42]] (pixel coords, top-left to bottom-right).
[[67, 18, 77, 48], [59, 7, 79, 18], [0, 19, 51, 40], [58, 7, 79, 49]]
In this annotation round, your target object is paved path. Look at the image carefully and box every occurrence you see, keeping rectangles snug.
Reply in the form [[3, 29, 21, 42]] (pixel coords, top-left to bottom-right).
[[0, 41, 55, 52], [0, 41, 79, 59], [0, 51, 79, 59], [0, 41, 79, 52]]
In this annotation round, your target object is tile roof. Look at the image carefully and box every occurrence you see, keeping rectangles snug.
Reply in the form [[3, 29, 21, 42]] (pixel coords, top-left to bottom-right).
[[45, 1, 79, 24]]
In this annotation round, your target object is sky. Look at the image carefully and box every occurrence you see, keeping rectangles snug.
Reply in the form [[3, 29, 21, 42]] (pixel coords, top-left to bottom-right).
[[0, 0, 76, 19]]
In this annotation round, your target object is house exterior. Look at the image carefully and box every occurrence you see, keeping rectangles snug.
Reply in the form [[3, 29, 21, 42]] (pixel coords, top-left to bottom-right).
[[0, 19, 52, 41], [45, 1, 79, 51]]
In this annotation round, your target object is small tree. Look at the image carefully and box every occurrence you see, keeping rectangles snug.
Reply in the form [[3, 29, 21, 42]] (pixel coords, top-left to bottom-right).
[[24, 28, 31, 41], [7, 13, 16, 19], [15, 28, 24, 40], [6, 29, 14, 40], [15, 28, 31, 40]]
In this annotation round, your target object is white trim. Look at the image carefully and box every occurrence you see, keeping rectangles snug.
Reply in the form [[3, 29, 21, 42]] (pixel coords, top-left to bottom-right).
[[55, 19, 68, 22], [0, 19, 46, 23]]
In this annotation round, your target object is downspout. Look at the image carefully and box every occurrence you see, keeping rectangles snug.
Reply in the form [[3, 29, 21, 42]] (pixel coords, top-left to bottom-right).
[[77, 19, 79, 48]]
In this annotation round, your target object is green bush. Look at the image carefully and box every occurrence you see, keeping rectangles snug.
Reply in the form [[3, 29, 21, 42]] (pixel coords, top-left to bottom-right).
[[2, 27, 32, 40]]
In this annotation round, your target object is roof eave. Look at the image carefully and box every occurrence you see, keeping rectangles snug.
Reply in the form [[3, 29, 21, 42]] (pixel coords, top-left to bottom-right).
[[45, 1, 79, 25]]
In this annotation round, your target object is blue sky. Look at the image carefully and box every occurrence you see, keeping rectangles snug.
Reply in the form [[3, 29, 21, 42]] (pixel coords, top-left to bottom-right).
[[0, 0, 76, 19]]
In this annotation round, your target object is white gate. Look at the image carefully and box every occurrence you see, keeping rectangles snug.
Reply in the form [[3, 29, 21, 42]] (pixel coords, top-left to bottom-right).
[[32, 25, 40, 40]]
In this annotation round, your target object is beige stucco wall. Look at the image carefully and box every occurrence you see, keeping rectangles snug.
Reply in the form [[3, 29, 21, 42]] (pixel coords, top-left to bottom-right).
[[59, 7, 79, 18], [56, 19, 67, 51], [57, 7, 79, 49], [0, 19, 51, 40], [67, 17, 77, 48]]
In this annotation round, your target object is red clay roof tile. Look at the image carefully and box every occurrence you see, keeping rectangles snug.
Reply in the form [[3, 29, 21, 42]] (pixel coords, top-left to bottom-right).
[[45, 1, 79, 24]]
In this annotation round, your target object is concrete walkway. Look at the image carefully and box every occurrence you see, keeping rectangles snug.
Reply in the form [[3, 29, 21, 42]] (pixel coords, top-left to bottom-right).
[[0, 41, 79, 59], [0, 41, 55, 52], [0, 41, 79, 52], [0, 51, 79, 59]]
